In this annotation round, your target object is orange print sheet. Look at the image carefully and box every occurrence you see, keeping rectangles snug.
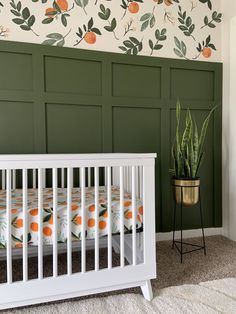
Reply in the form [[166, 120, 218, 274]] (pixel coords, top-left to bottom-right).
[[0, 186, 143, 248]]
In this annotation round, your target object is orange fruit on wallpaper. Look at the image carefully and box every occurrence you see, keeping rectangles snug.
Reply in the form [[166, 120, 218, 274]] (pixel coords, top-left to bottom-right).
[[138, 206, 143, 215], [84, 32, 97, 44], [88, 218, 95, 228], [202, 47, 212, 58], [164, 0, 173, 6], [128, 2, 139, 14], [89, 204, 95, 212], [125, 211, 132, 219], [75, 215, 82, 225], [48, 215, 53, 225], [72, 204, 79, 211], [43, 226, 52, 236], [15, 218, 23, 228], [99, 220, 106, 230], [31, 222, 38, 232], [103, 211, 108, 218], [57, 0, 68, 11], [45, 7, 56, 16], [15, 243, 23, 248], [30, 208, 38, 216], [124, 201, 132, 207]]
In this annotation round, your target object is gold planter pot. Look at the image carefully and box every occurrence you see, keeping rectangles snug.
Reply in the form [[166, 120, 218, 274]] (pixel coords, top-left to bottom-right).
[[172, 178, 200, 207]]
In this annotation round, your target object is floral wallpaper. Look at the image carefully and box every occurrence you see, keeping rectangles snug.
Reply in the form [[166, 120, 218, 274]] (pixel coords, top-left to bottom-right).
[[0, 0, 222, 61]]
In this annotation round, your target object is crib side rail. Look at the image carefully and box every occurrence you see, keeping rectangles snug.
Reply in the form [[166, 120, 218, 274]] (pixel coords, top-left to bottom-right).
[[0, 153, 156, 309]]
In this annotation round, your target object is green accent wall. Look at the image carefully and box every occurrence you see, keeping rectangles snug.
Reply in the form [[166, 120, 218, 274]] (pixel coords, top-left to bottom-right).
[[0, 40, 222, 232]]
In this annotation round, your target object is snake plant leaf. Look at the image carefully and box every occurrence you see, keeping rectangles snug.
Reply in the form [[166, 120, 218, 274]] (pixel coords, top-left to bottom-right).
[[192, 119, 199, 177], [181, 109, 192, 150], [199, 106, 216, 154], [196, 151, 205, 174]]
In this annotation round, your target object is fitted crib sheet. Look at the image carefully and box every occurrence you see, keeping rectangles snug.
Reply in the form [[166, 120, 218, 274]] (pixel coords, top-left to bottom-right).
[[0, 186, 143, 248]]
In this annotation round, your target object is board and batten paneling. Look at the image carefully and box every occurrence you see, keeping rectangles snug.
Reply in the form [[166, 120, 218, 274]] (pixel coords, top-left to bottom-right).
[[0, 40, 222, 232]]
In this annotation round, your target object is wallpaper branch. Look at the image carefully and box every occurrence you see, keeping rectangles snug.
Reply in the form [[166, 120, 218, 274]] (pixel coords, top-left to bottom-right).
[[0, 0, 222, 61]]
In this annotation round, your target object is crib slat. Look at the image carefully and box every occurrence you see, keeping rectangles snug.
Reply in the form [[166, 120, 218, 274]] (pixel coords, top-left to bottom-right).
[[67, 168, 72, 276], [38, 168, 43, 280], [139, 166, 143, 199], [119, 166, 124, 268], [6, 169, 12, 284], [42, 168, 46, 188], [53, 168, 58, 278], [107, 166, 112, 269], [94, 167, 99, 272], [81, 167, 86, 273], [12, 169, 16, 190], [132, 166, 137, 266], [61, 168, 65, 188], [33, 169, 36, 189], [88, 167, 91, 187], [22, 169, 28, 282], [105, 167, 107, 186], [2, 170, 5, 190]]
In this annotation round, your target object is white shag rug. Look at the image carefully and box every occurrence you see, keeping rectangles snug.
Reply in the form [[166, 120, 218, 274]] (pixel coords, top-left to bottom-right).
[[4, 278, 236, 314]]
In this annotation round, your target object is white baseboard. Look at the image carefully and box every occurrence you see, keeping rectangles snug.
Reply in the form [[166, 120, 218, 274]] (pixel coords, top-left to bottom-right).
[[156, 227, 223, 242]]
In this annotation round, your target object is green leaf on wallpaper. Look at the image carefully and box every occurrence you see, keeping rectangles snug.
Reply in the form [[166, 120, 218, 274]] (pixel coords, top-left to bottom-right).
[[20, 25, 31, 31], [141, 20, 149, 32], [42, 17, 53, 24], [149, 27, 167, 56], [174, 36, 181, 50], [199, 0, 212, 10], [12, 18, 24, 24], [48, 33, 63, 39], [31, 0, 48, 3], [140, 13, 151, 21], [149, 40, 154, 50], [178, 5, 195, 40], [173, 36, 188, 59], [11, 10, 21, 16], [75, 0, 88, 15], [10, 0, 39, 36], [28, 15, 35, 27], [150, 15, 155, 28], [140, 8, 156, 32], [91, 27, 102, 35], [22, 7, 30, 19], [98, 5, 118, 39], [181, 41, 186, 56], [123, 40, 133, 48], [57, 39, 65, 46], [174, 48, 183, 58], [201, 11, 222, 29], [88, 17, 94, 29], [119, 37, 143, 55], [42, 39, 57, 45], [98, 4, 111, 20], [61, 15, 67, 27], [53, 1, 61, 13]]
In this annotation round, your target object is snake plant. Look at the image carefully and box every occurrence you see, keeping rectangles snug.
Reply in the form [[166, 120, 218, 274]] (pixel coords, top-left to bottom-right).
[[171, 100, 216, 179]]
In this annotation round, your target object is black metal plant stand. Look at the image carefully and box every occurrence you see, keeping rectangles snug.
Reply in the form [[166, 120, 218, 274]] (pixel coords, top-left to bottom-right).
[[172, 183, 206, 263]]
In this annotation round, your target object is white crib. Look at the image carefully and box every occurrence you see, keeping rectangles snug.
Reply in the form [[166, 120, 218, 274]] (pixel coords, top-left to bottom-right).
[[0, 153, 156, 310]]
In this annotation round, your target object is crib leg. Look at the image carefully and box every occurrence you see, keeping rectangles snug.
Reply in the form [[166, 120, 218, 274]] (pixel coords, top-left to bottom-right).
[[141, 280, 153, 301]]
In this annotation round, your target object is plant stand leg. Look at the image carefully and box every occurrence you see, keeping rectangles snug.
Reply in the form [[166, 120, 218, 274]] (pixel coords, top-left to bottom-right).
[[172, 202, 176, 249], [199, 187, 206, 255], [140, 280, 153, 301], [180, 186, 183, 263]]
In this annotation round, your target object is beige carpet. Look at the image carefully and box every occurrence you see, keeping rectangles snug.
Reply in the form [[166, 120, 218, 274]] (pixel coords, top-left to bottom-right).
[[2, 278, 236, 314], [1, 235, 236, 313]]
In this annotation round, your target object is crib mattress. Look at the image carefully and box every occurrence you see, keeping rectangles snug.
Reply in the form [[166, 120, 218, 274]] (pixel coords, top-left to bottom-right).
[[0, 186, 143, 248]]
